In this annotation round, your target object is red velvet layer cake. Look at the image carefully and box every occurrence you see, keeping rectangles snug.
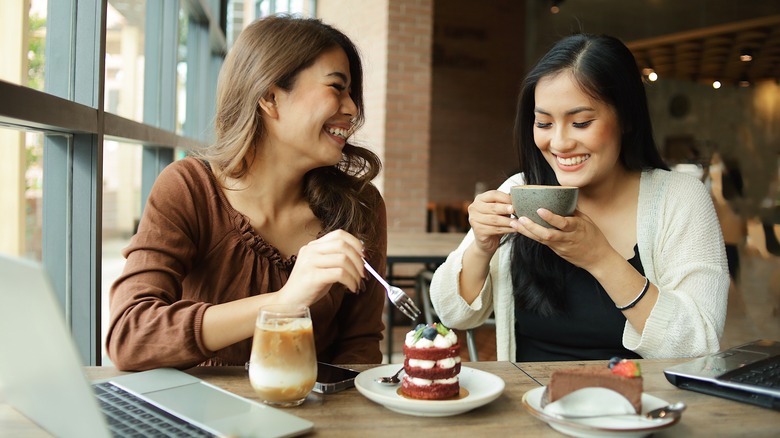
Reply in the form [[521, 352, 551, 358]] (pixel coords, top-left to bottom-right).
[[542, 358, 643, 413], [401, 323, 461, 400]]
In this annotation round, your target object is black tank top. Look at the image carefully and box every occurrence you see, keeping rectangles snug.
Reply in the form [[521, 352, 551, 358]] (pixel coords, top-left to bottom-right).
[[514, 245, 644, 362]]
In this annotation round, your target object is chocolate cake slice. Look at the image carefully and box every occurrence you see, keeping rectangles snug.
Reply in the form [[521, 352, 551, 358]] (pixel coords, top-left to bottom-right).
[[542, 360, 643, 413]]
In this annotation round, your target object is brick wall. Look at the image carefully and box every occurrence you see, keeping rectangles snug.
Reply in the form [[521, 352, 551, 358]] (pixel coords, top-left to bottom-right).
[[317, 2, 779, 234], [383, 0, 434, 231], [322, 1, 526, 231], [319, 0, 433, 232], [317, 0, 389, 195]]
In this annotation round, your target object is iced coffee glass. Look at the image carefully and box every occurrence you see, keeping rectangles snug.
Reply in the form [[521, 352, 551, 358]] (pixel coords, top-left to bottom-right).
[[249, 304, 317, 407]]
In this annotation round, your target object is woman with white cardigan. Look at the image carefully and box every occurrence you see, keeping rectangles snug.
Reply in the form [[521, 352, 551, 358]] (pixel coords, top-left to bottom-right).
[[430, 34, 728, 362]]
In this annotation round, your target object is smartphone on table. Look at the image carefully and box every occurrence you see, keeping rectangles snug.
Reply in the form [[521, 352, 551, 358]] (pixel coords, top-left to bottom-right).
[[313, 362, 360, 394]]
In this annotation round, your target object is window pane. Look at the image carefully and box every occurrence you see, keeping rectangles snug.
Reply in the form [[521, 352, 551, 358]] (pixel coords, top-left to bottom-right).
[[256, 0, 271, 19], [105, 0, 147, 122], [101, 140, 143, 364], [0, 1, 47, 91], [0, 126, 65, 262], [254, 0, 314, 19], [177, 8, 188, 135]]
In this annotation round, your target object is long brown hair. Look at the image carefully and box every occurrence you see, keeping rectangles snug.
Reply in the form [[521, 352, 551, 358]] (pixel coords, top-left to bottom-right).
[[196, 14, 382, 256]]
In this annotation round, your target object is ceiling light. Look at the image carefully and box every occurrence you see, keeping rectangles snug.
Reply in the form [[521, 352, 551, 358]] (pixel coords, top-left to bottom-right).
[[550, 0, 564, 14], [740, 48, 753, 62], [641, 67, 657, 82], [739, 75, 751, 87], [712, 80, 721, 89]]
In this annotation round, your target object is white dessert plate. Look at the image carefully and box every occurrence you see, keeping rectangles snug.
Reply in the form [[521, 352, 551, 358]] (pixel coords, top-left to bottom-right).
[[354, 365, 505, 417], [522, 386, 681, 438]]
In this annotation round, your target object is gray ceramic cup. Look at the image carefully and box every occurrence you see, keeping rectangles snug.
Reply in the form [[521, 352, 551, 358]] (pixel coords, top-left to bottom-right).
[[510, 185, 579, 228]]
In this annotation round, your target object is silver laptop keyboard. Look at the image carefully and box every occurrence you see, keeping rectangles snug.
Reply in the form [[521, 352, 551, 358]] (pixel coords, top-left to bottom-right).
[[93, 382, 216, 438], [723, 357, 780, 389]]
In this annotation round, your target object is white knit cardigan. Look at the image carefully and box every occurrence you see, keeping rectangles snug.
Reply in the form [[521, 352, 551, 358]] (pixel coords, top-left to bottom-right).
[[430, 169, 729, 361]]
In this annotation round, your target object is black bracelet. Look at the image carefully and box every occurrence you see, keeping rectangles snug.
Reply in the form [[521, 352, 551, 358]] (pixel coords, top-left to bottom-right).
[[616, 277, 650, 310]]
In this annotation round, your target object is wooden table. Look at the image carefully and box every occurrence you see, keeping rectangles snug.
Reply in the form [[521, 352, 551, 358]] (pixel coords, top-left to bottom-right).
[[3, 359, 778, 437], [517, 360, 780, 437], [386, 232, 466, 266], [384, 232, 466, 353]]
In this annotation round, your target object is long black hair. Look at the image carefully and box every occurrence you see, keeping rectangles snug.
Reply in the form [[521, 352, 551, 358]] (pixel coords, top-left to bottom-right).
[[510, 33, 669, 316]]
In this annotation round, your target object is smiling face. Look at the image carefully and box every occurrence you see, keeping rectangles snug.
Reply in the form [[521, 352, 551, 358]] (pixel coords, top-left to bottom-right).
[[532, 71, 624, 190], [263, 46, 358, 170]]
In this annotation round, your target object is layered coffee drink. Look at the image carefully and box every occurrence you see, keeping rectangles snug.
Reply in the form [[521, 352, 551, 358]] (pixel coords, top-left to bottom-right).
[[249, 305, 317, 407]]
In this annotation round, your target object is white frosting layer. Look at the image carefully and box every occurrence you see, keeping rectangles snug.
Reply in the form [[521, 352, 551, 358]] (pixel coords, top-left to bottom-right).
[[437, 356, 461, 368], [408, 358, 435, 369], [407, 336, 434, 348], [408, 356, 461, 369], [432, 335, 450, 348], [407, 376, 458, 386], [405, 326, 459, 348]]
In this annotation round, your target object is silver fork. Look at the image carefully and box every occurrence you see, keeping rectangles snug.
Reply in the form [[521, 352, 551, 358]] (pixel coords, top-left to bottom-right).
[[363, 259, 421, 320]]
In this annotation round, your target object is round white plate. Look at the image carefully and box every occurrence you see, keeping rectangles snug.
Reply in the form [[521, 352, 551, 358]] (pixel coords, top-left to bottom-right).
[[522, 386, 681, 438], [354, 365, 505, 417]]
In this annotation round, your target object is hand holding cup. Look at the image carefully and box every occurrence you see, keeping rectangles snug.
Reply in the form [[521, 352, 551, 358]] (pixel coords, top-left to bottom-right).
[[510, 185, 578, 228]]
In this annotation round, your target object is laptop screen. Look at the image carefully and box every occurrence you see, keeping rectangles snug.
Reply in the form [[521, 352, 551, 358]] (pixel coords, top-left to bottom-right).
[[0, 254, 314, 437], [0, 254, 111, 436]]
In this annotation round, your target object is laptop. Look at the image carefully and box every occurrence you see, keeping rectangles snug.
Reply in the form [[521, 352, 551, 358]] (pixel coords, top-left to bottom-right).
[[664, 339, 780, 410], [0, 253, 314, 437]]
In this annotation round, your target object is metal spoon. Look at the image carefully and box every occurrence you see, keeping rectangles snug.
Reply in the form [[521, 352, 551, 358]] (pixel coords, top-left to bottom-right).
[[552, 401, 687, 420], [645, 401, 687, 420], [376, 367, 404, 385]]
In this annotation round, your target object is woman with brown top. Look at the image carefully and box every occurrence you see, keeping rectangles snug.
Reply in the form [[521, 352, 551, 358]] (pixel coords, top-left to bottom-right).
[[107, 15, 387, 371]]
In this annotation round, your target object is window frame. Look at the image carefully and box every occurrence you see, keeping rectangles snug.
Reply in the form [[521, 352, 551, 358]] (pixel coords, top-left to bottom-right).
[[0, 0, 225, 365]]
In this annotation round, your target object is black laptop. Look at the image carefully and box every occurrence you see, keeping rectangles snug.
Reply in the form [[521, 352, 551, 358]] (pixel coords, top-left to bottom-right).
[[663, 339, 780, 410]]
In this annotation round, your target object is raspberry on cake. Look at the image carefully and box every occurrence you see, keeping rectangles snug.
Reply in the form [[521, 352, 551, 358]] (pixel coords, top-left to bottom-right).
[[401, 323, 461, 400], [542, 358, 643, 413]]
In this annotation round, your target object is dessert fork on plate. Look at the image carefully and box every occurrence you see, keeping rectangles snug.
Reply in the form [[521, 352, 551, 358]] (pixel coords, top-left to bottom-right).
[[363, 259, 421, 320]]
